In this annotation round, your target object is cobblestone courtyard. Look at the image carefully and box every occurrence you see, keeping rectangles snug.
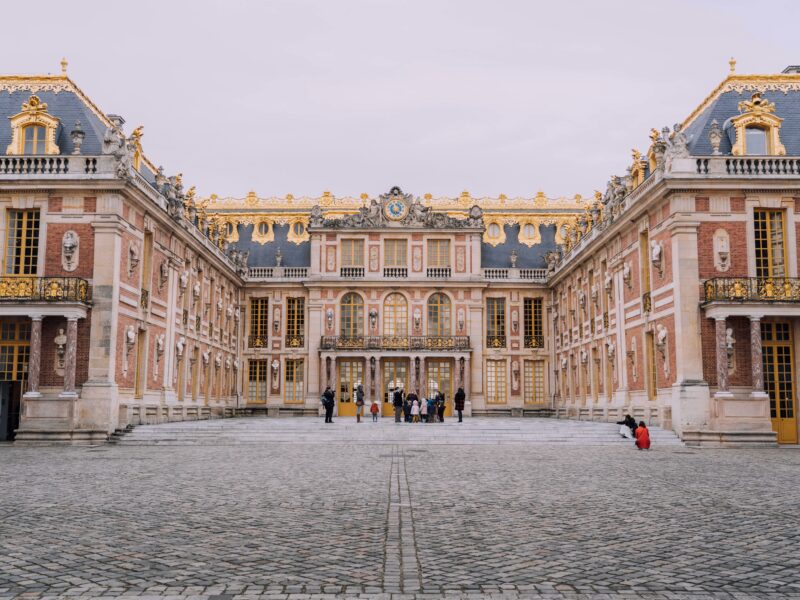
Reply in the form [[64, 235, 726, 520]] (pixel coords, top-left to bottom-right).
[[1, 418, 799, 600]]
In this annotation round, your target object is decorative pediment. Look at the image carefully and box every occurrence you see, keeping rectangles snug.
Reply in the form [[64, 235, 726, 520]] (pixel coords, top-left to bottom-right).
[[308, 186, 485, 230], [6, 94, 60, 155], [730, 92, 786, 156]]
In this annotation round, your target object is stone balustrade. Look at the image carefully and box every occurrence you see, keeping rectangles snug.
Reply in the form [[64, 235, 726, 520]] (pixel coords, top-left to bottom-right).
[[695, 156, 800, 176]]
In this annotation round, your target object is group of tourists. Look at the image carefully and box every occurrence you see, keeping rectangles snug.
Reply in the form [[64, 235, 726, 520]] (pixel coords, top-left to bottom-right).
[[320, 384, 467, 423], [617, 414, 651, 449]]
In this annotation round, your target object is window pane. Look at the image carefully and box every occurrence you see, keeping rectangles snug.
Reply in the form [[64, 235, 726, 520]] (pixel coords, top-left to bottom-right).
[[746, 127, 767, 155]]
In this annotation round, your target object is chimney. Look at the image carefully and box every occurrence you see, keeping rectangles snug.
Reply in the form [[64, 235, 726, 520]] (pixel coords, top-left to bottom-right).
[[782, 65, 800, 74]]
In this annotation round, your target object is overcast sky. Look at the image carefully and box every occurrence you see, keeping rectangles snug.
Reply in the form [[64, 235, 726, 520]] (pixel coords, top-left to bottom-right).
[[3, 0, 799, 199]]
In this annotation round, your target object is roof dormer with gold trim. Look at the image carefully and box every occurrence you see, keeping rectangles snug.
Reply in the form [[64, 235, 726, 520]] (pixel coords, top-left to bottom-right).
[[5, 94, 60, 155], [730, 92, 786, 156]]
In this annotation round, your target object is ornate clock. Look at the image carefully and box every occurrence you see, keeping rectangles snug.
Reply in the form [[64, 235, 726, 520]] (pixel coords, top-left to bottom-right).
[[384, 197, 409, 221]]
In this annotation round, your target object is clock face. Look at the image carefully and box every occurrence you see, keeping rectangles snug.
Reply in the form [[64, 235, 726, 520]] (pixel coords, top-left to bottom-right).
[[385, 198, 408, 221]]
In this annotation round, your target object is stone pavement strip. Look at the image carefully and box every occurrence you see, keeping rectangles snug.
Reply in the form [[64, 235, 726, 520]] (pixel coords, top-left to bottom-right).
[[1, 417, 800, 600]]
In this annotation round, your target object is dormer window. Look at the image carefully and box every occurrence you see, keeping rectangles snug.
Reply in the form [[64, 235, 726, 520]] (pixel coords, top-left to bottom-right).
[[6, 95, 60, 155], [22, 125, 47, 154], [730, 93, 786, 156], [745, 126, 767, 155]]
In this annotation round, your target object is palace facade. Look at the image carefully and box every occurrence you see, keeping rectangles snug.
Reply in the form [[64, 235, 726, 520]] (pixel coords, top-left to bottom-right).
[[1, 61, 799, 445]]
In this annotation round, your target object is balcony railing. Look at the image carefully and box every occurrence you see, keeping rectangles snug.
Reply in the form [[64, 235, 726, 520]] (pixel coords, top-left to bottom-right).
[[696, 156, 800, 176], [285, 334, 304, 348], [484, 268, 509, 280], [482, 268, 548, 282], [486, 335, 506, 349], [320, 335, 470, 351], [704, 277, 800, 303], [340, 266, 365, 278], [524, 335, 545, 349], [383, 267, 408, 278], [140, 289, 150, 310], [427, 267, 451, 278], [249, 334, 269, 348], [0, 277, 91, 303], [247, 267, 309, 280]]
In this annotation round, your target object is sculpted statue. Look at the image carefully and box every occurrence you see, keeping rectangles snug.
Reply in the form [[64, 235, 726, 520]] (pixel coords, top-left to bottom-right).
[[708, 119, 723, 156], [544, 251, 560, 274], [664, 122, 690, 172], [656, 323, 668, 351], [176, 336, 185, 358], [607, 340, 616, 361], [468, 204, 483, 227], [309, 205, 324, 227]]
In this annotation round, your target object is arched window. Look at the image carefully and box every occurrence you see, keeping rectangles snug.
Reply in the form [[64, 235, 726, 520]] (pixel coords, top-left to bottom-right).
[[22, 125, 46, 154], [745, 126, 768, 155], [427, 293, 451, 337], [383, 293, 408, 336], [340, 292, 364, 338]]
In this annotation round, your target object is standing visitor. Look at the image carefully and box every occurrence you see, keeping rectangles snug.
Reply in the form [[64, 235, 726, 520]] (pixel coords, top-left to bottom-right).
[[420, 396, 428, 423], [322, 386, 335, 424], [411, 398, 420, 423], [403, 396, 411, 423], [437, 391, 445, 423], [393, 388, 404, 423], [355, 383, 365, 423], [370, 399, 379, 422], [426, 396, 436, 423], [635, 421, 651, 450], [454, 387, 465, 423]]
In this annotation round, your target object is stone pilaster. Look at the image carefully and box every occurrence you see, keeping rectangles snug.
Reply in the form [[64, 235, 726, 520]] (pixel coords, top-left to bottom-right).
[[750, 316, 766, 395], [59, 317, 79, 398], [24, 316, 43, 398], [714, 317, 730, 395]]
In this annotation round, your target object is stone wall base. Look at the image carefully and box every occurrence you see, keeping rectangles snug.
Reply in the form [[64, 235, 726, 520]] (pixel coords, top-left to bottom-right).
[[14, 428, 109, 445], [239, 406, 318, 417], [682, 429, 778, 448]]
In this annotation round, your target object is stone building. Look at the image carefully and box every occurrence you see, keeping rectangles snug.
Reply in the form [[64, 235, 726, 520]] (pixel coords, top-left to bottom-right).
[[1, 61, 798, 445]]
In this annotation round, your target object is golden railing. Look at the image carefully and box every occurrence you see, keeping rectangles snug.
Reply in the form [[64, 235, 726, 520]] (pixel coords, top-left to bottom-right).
[[703, 277, 800, 303], [0, 277, 91, 303], [320, 335, 470, 351]]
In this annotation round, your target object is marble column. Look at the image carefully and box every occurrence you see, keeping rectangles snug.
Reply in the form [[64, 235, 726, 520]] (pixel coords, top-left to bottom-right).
[[24, 315, 43, 398], [750, 316, 764, 393], [715, 317, 730, 394], [59, 317, 79, 398]]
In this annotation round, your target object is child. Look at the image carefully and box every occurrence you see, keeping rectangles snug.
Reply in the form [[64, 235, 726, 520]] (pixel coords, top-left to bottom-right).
[[412, 398, 421, 423], [370, 400, 379, 422], [635, 421, 651, 450]]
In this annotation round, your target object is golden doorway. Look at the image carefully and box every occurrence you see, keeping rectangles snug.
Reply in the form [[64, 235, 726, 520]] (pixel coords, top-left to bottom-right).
[[761, 322, 798, 444], [382, 359, 409, 416], [338, 360, 363, 417], [426, 359, 453, 416]]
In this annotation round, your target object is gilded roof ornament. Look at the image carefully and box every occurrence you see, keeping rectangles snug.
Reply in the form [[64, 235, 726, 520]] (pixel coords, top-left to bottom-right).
[[737, 91, 776, 115], [60, 58, 68, 75], [21, 95, 48, 114], [729, 57, 736, 74]]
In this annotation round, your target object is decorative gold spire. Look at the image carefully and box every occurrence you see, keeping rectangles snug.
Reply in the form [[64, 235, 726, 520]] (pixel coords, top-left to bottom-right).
[[60, 57, 68, 75], [729, 57, 736, 73]]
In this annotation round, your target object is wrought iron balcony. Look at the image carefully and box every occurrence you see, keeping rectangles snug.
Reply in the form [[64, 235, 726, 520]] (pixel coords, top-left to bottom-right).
[[320, 335, 470, 351], [140, 289, 150, 310], [249, 334, 269, 348], [704, 277, 800, 303], [486, 335, 506, 349], [0, 277, 91, 303], [524, 335, 545, 349], [642, 291, 652, 313], [285, 334, 305, 348]]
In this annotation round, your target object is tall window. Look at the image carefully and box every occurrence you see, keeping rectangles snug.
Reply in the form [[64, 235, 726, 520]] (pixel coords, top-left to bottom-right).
[[0, 321, 30, 382], [22, 125, 46, 154], [249, 298, 269, 345], [745, 126, 768, 155], [248, 359, 268, 403], [645, 332, 657, 401], [639, 231, 651, 294], [384, 239, 407, 267], [340, 292, 364, 337], [524, 360, 545, 404], [286, 297, 305, 346], [486, 298, 506, 348], [523, 298, 543, 348], [427, 239, 450, 267], [341, 239, 364, 267], [754, 209, 786, 278], [486, 360, 507, 404], [427, 293, 451, 336], [285, 359, 304, 403], [383, 293, 408, 336], [5, 210, 40, 275]]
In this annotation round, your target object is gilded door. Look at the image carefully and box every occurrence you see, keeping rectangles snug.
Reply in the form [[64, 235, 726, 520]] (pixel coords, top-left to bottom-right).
[[382, 359, 408, 416], [426, 359, 453, 416], [761, 322, 798, 444], [338, 360, 364, 417]]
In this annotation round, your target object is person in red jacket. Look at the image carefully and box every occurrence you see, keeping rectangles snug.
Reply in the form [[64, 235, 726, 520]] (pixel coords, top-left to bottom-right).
[[634, 421, 651, 450]]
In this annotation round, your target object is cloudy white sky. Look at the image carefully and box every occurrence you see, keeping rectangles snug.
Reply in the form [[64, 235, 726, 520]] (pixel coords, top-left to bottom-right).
[[2, 0, 798, 198]]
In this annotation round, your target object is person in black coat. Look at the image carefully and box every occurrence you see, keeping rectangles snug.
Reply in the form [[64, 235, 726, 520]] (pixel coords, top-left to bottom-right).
[[454, 387, 466, 423], [322, 386, 335, 423], [392, 388, 404, 422], [436, 391, 446, 423]]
